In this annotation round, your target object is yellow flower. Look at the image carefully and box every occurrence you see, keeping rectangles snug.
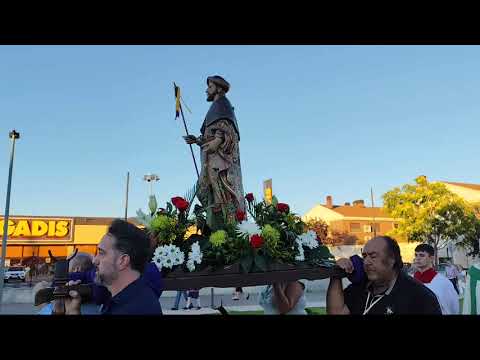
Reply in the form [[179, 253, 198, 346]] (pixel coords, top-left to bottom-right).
[[184, 225, 200, 240]]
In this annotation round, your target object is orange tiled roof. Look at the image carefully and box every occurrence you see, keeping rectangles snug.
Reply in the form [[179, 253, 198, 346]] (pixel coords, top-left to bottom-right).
[[326, 205, 390, 218]]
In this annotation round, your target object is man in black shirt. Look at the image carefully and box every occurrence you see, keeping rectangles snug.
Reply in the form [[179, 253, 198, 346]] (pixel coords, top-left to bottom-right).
[[64, 219, 162, 315], [327, 236, 441, 315]]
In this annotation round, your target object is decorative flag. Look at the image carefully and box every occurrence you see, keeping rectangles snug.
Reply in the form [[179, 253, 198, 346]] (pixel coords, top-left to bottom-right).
[[263, 179, 273, 205], [174, 83, 181, 119]]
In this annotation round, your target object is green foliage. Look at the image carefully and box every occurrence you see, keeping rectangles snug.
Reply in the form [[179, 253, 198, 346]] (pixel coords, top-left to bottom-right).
[[262, 224, 280, 248], [183, 183, 198, 214], [148, 195, 158, 216], [240, 256, 253, 273], [151, 215, 178, 244], [137, 188, 197, 251], [271, 195, 279, 207], [303, 245, 335, 267], [305, 307, 327, 315], [135, 209, 152, 228], [142, 190, 338, 274], [383, 176, 480, 261], [254, 254, 267, 271]]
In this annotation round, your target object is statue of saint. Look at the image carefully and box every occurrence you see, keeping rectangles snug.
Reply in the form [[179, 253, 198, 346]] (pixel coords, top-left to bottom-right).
[[184, 75, 245, 230]]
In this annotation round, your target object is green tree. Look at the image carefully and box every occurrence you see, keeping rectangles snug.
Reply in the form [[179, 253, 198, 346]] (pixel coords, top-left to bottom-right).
[[383, 176, 478, 265], [456, 202, 480, 257]]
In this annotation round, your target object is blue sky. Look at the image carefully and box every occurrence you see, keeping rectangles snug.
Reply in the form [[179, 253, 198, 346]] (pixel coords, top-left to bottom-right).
[[1, 45, 479, 218]]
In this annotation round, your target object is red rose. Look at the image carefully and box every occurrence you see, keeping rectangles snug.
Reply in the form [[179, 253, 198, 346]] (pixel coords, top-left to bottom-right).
[[250, 234, 264, 249], [235, 209, 246, 222], [171, 197, 189, 212], [277, 203, 290, 213], [245, 193, 254, 203]]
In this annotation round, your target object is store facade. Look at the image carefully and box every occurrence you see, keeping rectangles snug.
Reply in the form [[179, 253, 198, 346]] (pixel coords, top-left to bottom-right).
[[0, 216, 122, 266]]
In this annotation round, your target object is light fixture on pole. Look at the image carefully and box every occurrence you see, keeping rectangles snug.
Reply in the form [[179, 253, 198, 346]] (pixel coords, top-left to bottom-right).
[[143, 174, 160, 197], [0, 130, 20, 309]]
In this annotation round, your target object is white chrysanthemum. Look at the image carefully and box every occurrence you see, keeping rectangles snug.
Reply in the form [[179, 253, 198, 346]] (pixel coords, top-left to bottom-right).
[[186, 241, 203, 272], [191, 242, 202, 259], [295, 231, 319, 261], [237, 221, 261, 237], [295, 242, 305, 261], [297, 230, 319, 249], [153, 244, 185, 270], [186, 259, 196, 272], [173, 251, 185, 265]]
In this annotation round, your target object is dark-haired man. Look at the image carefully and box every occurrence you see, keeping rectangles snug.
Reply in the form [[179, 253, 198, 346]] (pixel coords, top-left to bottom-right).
[[413, 243, 459, 314], [65, 219, 162, 315], [327, 236, 441, 315]]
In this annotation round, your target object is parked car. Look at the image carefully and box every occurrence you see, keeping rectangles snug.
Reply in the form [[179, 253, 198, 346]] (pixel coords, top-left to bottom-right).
[[4, 266, 26, 282]]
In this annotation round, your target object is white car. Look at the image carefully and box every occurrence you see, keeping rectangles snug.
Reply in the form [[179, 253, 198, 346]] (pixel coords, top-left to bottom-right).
[[4, 266, 26, 282]]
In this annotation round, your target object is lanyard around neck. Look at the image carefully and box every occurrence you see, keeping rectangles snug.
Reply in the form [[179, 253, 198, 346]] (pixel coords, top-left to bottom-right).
[[363, 292, 385, 315], [363, 275, 398, 315]]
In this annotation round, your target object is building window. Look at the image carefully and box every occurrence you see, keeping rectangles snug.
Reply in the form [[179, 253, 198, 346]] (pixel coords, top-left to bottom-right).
[[363, 225, 372, 233], [393, 223, 399, 229], [350, 223, 361, 232]]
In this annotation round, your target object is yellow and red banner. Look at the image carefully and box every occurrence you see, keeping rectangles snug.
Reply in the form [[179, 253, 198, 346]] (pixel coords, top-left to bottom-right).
[[175, 83, 181, 118]]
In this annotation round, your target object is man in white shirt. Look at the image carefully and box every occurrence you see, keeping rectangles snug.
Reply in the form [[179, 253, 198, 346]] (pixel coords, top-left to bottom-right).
[[413, 244, 459, 315]]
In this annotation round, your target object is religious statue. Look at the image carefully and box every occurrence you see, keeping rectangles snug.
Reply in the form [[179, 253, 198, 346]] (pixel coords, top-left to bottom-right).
[[184, 75, 245, 231]]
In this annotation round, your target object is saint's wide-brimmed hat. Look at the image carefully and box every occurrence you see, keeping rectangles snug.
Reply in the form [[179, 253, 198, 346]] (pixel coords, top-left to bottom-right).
[[207, 75, 230, 93]]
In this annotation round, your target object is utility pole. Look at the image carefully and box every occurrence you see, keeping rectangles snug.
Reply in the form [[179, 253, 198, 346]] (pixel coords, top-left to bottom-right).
[[0, 130, 20, 309], [371, 187, 377, 238], [124, 172, 130, 221]]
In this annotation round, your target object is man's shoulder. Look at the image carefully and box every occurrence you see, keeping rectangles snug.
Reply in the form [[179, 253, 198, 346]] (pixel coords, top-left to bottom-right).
[[398, 271, 425, 287], [431, 273, 457, 292], [123, 278, 162, 314], [344, 280, 367, 296], [396, 272, 442, 313], [432, 272, 450, 283], [398, 272, 438, 297]]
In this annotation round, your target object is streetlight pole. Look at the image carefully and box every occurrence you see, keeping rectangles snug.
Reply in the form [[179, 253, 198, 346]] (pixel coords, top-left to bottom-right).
[[124, 172, 130, 221], [0, 130, 20, 309]]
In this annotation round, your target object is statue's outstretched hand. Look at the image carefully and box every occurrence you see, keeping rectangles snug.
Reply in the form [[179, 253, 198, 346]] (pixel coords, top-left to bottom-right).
[[183, 135, 197, 145]]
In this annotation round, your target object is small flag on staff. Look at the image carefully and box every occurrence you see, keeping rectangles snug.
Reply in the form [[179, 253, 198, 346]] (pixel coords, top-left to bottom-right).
[[172, 81, 200, 178], [174, 83, 181, 119]]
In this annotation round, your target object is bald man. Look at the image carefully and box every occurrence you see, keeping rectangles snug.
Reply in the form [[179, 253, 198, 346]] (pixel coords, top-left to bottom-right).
[[327, 236, 442, 315]]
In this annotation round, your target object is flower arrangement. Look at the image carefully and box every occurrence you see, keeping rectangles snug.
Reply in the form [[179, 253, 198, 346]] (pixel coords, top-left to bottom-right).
[[137, 189, 334, 275], [224, 193, 335, 273]]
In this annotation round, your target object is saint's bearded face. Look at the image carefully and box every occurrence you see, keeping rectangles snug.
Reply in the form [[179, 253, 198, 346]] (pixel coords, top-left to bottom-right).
[[206, 81, 218, 102]]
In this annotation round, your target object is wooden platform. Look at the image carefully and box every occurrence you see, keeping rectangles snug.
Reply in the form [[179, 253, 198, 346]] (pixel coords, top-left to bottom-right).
[[162, 263, 346, 290]]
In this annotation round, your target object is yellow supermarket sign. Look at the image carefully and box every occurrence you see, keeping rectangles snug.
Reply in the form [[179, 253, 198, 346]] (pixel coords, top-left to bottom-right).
[[0, 217, 73, 243]]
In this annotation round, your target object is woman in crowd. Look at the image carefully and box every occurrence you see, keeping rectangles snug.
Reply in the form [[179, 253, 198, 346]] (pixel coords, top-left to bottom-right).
[[259, 281, 307, 315]]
